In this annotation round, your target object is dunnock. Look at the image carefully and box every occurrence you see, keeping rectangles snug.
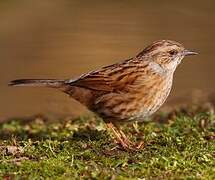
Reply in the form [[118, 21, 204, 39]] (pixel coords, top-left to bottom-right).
[[9, 40, 197, 149]]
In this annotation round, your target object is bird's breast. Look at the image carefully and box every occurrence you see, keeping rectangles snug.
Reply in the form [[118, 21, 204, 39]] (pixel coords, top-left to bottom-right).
[[129, 74, 173, 121]]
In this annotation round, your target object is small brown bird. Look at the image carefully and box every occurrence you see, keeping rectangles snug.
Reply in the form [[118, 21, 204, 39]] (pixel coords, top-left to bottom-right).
[[9, 40, 197, 150]]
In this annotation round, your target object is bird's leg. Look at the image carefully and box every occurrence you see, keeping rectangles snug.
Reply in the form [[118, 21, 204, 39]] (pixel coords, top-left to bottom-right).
[[106, 122, 144, 150], [119, 128, 144, 149], [132, 122, 145, 149], [106, 122, 129, 149], [118, 128, 133, 145], [116, 123, 144, 149]]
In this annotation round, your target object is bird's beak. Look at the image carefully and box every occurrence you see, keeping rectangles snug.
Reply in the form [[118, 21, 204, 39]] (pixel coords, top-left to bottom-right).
[[183, 49, 198, 56]]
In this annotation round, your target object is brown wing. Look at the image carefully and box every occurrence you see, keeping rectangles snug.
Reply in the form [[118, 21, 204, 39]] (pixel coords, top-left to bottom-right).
[[68, 58, 149, 92]]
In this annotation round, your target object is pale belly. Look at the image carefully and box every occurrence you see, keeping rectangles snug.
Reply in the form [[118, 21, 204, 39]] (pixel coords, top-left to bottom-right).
[[128, 77, 173, 122]]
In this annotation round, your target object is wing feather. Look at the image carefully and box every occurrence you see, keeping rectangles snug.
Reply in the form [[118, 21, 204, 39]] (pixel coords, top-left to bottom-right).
[[69, 58, 149, 92]]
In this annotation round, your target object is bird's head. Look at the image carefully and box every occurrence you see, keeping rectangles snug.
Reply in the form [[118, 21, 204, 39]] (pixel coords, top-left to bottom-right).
[[137, 40, 198, 72]]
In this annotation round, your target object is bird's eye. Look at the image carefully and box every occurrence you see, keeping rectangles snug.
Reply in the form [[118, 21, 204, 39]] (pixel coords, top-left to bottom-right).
[[169, 50, 177, 55]]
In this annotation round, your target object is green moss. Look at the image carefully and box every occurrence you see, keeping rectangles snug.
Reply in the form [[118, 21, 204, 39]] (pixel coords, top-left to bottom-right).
[[0, 108, 214, 179]]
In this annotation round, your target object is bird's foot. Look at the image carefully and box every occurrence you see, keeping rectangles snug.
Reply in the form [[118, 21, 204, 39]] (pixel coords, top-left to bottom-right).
[[106, 122, 144, 151], [116, 136, 144, 151], [118, 130, 144, 150], [116, 140, 144, 151]]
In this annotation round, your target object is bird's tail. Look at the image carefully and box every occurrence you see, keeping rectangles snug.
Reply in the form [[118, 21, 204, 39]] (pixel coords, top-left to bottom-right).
[[9, 79, 66, 88]]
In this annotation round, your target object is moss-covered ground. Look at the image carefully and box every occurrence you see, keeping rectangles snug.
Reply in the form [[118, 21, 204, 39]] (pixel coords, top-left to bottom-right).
[[0, 106, 214, 179]]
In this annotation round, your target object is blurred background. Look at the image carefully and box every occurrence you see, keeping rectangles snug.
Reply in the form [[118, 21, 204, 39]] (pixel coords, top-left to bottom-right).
[[0, 0, 214, 120]]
